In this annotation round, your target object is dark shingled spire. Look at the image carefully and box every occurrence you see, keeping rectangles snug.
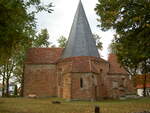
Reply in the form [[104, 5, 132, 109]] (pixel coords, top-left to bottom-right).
[[61, 0, 100, 58]]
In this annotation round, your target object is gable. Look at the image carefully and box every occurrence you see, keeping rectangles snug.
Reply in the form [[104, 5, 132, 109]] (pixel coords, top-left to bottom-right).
[[108, 54, 128, 75]]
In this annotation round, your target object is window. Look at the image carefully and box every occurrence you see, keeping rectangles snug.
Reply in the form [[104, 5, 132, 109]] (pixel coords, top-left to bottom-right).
[[80, 78, 83, 88], [100, 69, 103, 73]]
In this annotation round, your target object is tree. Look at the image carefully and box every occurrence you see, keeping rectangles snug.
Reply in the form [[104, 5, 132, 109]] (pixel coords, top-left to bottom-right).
[[0, 0, 53, 63], [109, 35, 150, 96], [57, 34, 103, 49], [0, 64, 6, 96], [108, 40, 117, 54], [95, 0, 150, 32], [0, 43, 28, 97], [0, 0, 53, 96], [95, 0, 150, 96], [93, 34, 103, 50], [57, 36, 67, 48], [14, 85, 18, 96], [0, 28, 51, 97], [13, 29, 51, 96], [33, 29, 51, 48], [108, 38, 139, 76]]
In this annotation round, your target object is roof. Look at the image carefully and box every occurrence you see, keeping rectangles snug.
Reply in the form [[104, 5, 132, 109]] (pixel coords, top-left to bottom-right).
[[108, 54, 128, 74], [61, 1, 100, 58], [25, 48, 63, 64], [136, 84, 150, 89]]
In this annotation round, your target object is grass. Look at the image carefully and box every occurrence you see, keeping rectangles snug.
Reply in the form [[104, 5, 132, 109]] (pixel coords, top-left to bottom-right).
[[0, 97, 150, 113]]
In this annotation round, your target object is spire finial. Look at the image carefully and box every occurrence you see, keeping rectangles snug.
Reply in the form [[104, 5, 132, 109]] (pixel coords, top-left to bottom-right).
[[79, 0, 81, 5]]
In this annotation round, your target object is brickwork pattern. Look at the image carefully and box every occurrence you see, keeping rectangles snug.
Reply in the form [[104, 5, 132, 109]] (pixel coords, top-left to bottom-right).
[[23, 49, 134, 100], [24, 64, 57, 97]]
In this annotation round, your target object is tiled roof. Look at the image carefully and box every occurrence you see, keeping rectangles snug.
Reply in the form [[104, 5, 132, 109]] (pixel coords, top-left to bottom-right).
[[136, 84, 150, 89], [108, 54, 128, 74], [25, 48, 63, 64]]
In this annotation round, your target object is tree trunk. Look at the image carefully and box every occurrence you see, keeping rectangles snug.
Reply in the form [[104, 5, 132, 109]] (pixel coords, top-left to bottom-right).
[[2, 75, 5, 97], [143, 61, 147, 97], [143, 74, 147, 97], [20, 64, 25, 97], [6, 78, 10, 97]]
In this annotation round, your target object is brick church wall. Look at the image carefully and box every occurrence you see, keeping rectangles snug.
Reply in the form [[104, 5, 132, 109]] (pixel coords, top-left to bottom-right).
[[23, 49, 134, 99], [69, 72, 107, 100], [62, 73, 72, 99], [105, 54, 135, 98], [93, 60, 110, 98], [23, 64, 57, 97], [105, 74, 133, 98], [23, 0, 135, 99], [57, 56, 108, 100], [71, 73, 95, 100]]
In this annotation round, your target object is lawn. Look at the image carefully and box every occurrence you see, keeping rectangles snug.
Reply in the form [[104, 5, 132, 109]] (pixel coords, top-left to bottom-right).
[[0, 97, 150, 113]]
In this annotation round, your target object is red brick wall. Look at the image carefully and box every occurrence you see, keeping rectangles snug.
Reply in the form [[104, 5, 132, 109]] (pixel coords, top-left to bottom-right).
[[23, 64, 57, 97], [23, 54, 134, 99], [62, 73, 72, 99], [58, 56, 108, 73], [57, 56, 109, 100], [105, 74, 134, 98], [70, 72, 108, 100], [108, 54, 128, 74], [71, 73, 94, 100]]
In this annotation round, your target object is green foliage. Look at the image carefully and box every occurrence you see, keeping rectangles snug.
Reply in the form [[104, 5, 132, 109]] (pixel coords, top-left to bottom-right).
[[95, 0, 150, 75], [0, 0, 53, 96], [57, 36, 67, 48], [93, 34, 103, 50], [95, 0, 150, 32], [14, 85, 18, 96], [57, 34, 103, 50], [33, 29, 50, 48], [0, 0, 28, 62], [0, 28, 51, 96], [0, 0, 53, 63], [108, 41, 117, 54]]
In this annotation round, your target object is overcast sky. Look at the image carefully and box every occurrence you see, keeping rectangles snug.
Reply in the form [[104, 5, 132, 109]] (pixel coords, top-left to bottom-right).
[[36, 0, 115, 60]]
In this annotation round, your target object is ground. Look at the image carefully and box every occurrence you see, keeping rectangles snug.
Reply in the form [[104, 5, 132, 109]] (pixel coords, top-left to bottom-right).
[[0, 97, 150, 113]]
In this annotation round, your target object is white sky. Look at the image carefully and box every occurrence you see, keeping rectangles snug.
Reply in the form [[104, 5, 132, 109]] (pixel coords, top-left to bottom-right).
[[36, 0, 115, 60]]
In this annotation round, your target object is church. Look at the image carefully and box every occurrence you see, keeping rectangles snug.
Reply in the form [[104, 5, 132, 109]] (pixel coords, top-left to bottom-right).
[[23, 1, 133, 100]]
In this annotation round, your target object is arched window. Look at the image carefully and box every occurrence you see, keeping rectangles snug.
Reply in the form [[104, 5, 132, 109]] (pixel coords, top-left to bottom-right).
[[100, 69, 103, 73], [80, 78, 83, 88]]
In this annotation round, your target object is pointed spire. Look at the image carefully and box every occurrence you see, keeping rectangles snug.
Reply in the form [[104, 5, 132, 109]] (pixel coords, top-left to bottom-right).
[[61, 0, 100, 58]]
